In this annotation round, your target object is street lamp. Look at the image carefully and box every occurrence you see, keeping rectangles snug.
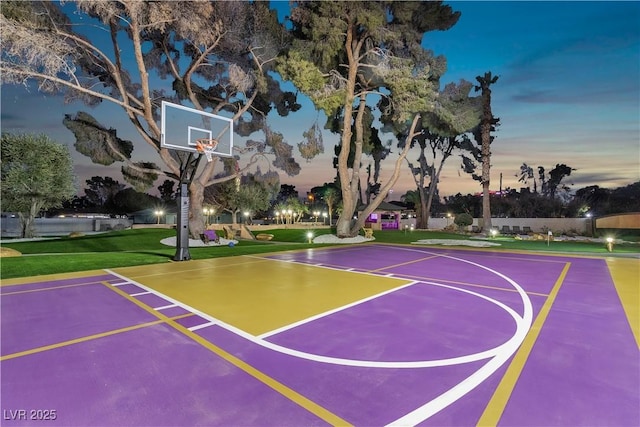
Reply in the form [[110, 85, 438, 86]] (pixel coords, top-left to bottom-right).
[[243, 211, 250, 224], [313, 210, 320, 224], [203, 207, 214, 226], [154, 210, 164, 224], [287, 209, 293, 225], [306, 231, 314, 243], [322, 212, 328, 225]]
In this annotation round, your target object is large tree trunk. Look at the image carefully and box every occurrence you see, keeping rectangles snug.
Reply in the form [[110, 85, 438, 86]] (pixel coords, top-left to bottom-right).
[[188, 181, 205, 239], [347, 115, 422, 236], [480, 120, 492, 233], [335, 28, 359, 238], [418, 187, 428, 229], [476, 72, 498, 234]]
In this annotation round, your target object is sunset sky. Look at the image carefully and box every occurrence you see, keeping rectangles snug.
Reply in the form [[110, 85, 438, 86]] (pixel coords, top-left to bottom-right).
[[1, 1, 638, 200]]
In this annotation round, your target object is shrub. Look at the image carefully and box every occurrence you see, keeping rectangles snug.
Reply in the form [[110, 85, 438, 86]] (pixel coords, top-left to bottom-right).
[[454, 213, 473, 230]]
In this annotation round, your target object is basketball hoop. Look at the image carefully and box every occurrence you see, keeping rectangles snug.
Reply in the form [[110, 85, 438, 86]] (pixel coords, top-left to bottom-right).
[[195, 138, 219, 162]]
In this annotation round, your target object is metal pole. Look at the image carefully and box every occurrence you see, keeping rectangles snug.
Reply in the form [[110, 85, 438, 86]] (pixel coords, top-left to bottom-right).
[[174, 182, 191, 261]]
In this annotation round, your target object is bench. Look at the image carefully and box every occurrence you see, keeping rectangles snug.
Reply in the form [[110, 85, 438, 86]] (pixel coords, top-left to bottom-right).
[[200, 229, 219, 244]]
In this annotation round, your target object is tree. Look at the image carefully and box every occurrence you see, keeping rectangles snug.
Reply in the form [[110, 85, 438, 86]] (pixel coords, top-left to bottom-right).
[[474, 71, 500, 233], [273, 184, 299, 206], [1, 133, 76, 237], [405, 80, 481, 229], [205, 172, 273, 225], [462, 71, 500, 235], [1, 1, 301, 238], [454, 212, 473, 231], [278, 1, 460, 237], [516, 163, 575, 200], [322, 185, 340, 226], [608, 182, 640, 214], [110, 188, 161, 215], [544, 164, 575, 200], [158, 179, 177, 203], [84, 176, 125, 209], [517, 163, 537, 193]]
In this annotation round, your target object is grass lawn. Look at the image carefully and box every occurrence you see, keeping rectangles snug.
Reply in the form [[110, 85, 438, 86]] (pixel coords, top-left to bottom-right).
[[1, 227, 638, 280]]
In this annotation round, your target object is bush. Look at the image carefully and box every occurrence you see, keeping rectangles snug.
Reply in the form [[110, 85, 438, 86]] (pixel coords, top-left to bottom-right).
[[454, 213, 473, 230]]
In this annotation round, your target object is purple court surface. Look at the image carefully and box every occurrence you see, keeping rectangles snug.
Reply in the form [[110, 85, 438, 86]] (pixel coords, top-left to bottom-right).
[[1, 244, 638, 426]]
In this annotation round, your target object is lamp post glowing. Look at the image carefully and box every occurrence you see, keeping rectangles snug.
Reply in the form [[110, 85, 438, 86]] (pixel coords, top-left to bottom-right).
[[314, 211, 320, 224], [154, 210, 164, 224], [203, 207, 214, 226], [490, 229, 497, 238], [606, 237, 614, 252], [306, 231, 314, 243], [322, 212, 328, 225]]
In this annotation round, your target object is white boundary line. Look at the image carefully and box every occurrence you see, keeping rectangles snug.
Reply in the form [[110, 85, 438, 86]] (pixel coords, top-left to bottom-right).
[[258, 281, 419, 339], [105, 246, 533, 425], [383, 247, 533, 426]]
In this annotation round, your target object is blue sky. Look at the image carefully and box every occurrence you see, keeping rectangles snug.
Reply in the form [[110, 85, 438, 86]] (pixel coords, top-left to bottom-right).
[[1, 1, 639, 199]]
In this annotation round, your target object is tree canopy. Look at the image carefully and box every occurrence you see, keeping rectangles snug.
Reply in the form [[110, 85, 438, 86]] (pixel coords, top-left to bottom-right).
[[1, 0, 302, 237], [277, 0, 460, 237], [1, 133, 76, 237]]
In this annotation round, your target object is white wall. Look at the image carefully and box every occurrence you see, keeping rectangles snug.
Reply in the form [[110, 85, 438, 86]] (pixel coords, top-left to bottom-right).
[[401, 217, 591, 235]]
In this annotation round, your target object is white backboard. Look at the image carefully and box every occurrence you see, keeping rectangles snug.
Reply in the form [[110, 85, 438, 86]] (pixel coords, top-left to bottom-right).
[[160, 101, 233, 157]]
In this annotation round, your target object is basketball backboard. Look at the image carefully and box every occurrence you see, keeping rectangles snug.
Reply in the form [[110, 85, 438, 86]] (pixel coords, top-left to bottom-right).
[[160, 101, 233, 157]]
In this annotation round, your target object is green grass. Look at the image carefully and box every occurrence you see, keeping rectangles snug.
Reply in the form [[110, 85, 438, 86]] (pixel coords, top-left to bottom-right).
[[1, 227, 637, 280]]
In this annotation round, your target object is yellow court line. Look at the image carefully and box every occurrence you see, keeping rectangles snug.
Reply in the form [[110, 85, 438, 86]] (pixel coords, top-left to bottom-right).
[[103, 280, 352, 426], [1, 313, 194, 361], [119, 257, 272, 280], [0, 269, 108, 287], [366, 255, 441, 273], [476, 262, 571, 427], [1, 282, 94, 296], [607, 257, 640, 348]]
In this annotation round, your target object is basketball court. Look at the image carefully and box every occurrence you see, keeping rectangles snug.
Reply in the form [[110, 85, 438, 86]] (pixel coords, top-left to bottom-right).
[[2, 244, 638, 426]]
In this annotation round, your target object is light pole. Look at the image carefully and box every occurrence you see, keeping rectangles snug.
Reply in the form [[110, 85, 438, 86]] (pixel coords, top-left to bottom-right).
[[243, 211, 250, 225], [322, 212, 328, 225], [313, 211, 320, 224], [203, 208, 213, 227], [154, 210, 164, 224]]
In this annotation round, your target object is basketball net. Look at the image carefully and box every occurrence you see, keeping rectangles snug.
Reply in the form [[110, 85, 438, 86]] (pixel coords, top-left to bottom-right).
[[195, 138, 219, 162]]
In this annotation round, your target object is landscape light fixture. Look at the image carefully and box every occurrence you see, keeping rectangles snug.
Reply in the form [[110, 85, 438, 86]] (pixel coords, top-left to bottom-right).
[[606, 237, 614, 252], [154, 210, 164, 224], [203, 207, 214, 226]]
